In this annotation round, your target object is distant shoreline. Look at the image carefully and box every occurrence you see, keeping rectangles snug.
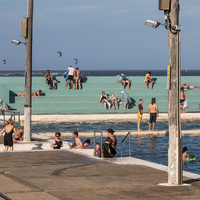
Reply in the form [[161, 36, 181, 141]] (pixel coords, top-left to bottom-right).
[[0, 69, 199, 76]]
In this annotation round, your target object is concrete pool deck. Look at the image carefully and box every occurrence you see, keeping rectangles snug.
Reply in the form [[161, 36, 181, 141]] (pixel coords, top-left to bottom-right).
[[38, 129, 200, 137], [1, 112, 200, 122], [1, 150, 200, 200]]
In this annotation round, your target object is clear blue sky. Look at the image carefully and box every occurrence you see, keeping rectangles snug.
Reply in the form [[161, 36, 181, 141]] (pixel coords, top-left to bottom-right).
[[0, 0, 199, 70]]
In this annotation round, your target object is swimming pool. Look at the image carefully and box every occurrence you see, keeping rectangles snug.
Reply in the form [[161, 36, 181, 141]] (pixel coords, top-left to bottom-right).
[[64, 134, 200, 175], [31, 119, 200, 133], [29, 120, 200, 175]]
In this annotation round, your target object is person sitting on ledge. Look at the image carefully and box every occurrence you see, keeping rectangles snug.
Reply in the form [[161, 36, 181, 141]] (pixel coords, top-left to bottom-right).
[[14, 123, 24, 141], [145, 71, 153, 89], [0, 99, 7, 111], [99, 91, 111, 109], [67, 131, 82, 149], [18, 90, 42, 97], [120, 74, 130, 89], [110, 93, 119, 109], [45, 70, 56, 90]]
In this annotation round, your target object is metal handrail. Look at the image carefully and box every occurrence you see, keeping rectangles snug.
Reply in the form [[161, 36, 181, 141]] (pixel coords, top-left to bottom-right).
[[94, 131, 103, 158], [1, 110, 20, 128], [121, 131, 131, 157]]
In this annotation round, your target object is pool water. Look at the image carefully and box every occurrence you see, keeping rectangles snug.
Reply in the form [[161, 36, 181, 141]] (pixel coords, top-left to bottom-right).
[[29, 120, 200, 175], [31, 119, 200, 133], [64, 135, 200, 175]]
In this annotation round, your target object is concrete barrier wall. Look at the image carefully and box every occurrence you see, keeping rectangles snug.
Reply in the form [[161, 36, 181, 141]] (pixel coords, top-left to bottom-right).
[[0, 76, 199, 114]]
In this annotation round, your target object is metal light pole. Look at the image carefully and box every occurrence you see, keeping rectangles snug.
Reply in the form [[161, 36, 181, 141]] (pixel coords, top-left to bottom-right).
[[24, 0, 34, 142]]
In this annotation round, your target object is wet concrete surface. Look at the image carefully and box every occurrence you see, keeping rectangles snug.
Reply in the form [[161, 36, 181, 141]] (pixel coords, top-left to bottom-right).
[[0, 151, 200, 199]]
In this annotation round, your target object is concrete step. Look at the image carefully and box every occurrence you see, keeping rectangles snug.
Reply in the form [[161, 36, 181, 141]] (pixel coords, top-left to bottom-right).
[[10, 88, 169, 96], [13, 94, 170, 103]]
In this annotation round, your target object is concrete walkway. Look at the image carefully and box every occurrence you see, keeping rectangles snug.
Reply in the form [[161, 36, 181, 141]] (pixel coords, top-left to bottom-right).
[[0, 151, 200, 200], [1, 112, 200, 123], [38, 129, 200, 138]]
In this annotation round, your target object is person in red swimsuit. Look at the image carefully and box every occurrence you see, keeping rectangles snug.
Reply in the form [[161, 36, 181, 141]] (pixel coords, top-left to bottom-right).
[[137, 99, 143, 131]]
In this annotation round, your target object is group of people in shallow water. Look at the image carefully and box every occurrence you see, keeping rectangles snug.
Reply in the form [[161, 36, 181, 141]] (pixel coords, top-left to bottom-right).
[[50, 128, 117, 158], [0, 119, 117, 159]]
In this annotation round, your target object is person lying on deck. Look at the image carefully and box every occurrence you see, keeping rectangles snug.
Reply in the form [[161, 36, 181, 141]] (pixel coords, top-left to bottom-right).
[[18, 90, 42, 97]]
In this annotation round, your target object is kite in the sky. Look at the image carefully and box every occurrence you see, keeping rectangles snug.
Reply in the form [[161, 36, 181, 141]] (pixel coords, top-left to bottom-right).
[[3, 60, 6, 64], [57, 51, 62, 57], [74, 59, 78, 65]]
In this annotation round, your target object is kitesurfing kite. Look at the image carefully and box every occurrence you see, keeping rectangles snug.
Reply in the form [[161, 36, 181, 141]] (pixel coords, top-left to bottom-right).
[[57, 51, 62, 57], [74, 58, 78, 65], [3, 60, 6, 64]]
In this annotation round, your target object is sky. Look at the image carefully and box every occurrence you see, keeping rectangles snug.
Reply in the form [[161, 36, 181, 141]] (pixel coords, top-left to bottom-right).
[[0, 0, 200, 71]]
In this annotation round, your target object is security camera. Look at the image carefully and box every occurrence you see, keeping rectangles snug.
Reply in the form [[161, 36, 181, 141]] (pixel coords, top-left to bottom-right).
[[145, 20, 160, 28], [11, 40, 20, 45]]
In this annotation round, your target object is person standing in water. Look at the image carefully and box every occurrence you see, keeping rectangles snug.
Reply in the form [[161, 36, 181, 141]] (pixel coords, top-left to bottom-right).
[[107, 128, 117, 158], [51, 132, 63, 149], [137, 99, 143, 131], [148, 98, 159, 131]]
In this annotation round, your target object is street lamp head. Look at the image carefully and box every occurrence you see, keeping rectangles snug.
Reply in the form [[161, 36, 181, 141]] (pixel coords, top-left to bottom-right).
[[11, 40, 21, 45], [145, 19, 160, 28]]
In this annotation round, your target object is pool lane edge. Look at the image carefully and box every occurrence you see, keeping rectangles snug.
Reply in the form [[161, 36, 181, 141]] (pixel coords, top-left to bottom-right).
[[2, 112, 200, 122]]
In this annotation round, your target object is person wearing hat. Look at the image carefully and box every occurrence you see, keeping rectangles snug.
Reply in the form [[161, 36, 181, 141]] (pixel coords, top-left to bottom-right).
[[121, 73, 130, 89], [14, 123, 24, 141], [0, 99, 7, 111], [119, 91, 131, 109]]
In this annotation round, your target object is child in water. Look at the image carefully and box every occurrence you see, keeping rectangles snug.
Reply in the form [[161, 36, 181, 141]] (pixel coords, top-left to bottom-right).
[[93, 143, 101, 158]]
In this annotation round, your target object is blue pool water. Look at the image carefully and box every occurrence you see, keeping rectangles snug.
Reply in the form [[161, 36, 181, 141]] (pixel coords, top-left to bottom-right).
[[30, 120, 200, 175], [31, 119, 200, 133], [64, 134, 200, 175]]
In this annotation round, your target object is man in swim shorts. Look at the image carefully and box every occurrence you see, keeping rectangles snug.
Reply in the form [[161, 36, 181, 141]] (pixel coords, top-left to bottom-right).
[[148, 98, 159, 131], [65, 66, 75, 90], [67, 131, 82, 149]]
